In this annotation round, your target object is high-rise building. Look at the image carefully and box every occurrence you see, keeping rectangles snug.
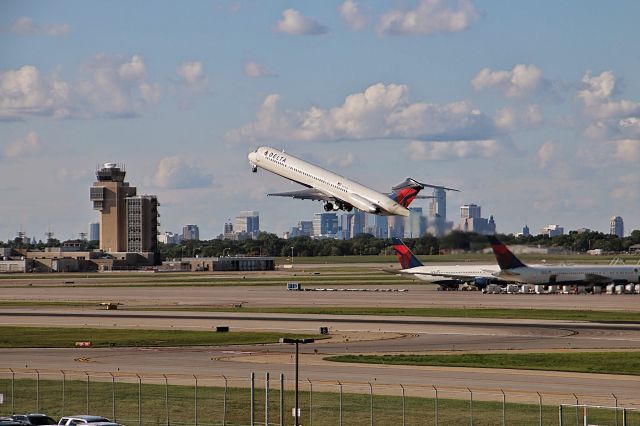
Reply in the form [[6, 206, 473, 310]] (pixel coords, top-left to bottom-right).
[[90, 163, 137, 252], [366, 214, 388, 238], [522, 225, 530, 237], [298, 220, 313, 237], [458, 204, 496, 235], [610, 216, 624, 238], [158, 231, 181, 244], [88, 222, 100, 242], [540, 224, 564, 237], [388, 216, 405, 238], [339, 213, 354, 240], [404, 207, 427, 238], [126, 195, 159, 253], [235, 211, 260, 238], [182, 224, 200, 241], [313, 213, 339, 238], [350, 211, 365, 238]]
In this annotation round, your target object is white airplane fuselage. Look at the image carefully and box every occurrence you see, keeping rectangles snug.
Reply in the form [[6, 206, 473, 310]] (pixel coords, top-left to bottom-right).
[[497, 265, 640, 285], [248, 146, 411, 216], [401, 264, 500, 283]]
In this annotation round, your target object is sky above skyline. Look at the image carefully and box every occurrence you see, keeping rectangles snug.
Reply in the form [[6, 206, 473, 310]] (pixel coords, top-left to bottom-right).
[[1, 0, 639, 241]]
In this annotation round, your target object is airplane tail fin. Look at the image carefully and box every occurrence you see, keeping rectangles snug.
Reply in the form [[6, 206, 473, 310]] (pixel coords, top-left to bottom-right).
[[388, 178, 425, 208], [488, 236, 527, 270], [391, 237, 424, 269]]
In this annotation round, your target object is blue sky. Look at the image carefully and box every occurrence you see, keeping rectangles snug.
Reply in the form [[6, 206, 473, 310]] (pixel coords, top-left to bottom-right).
[[1, 0, 639, 241]]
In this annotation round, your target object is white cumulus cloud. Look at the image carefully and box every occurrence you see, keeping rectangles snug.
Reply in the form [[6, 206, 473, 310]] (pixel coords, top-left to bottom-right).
[[536, 140, 557, 168], [579, 71, 640, 120], [273, 9, 328, 35], [472, 64, 546, 98], [153, 157, 213, 189], [378, 0, 479, 36], [226, 83, 499, 143], [406, 139, 501, 161], [613, 139, 640, 163], [10, 16, 71, 37], [176, 61, 208, 91], [244, 61, 275, 78], [4, 131, 41, 158], [339, 0, 366, 31]]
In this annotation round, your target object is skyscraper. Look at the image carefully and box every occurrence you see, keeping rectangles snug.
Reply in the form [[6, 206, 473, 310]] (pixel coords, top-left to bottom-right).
[[182, 224, 200, 241], [458, 204, 496, 235], [88, 222, 100, 242], [610, 216, 624, 238], [404, 207, 426, 238], [90, 163, 137, 252], [235, 211, 260, 237], [313, 213, 339, 238]]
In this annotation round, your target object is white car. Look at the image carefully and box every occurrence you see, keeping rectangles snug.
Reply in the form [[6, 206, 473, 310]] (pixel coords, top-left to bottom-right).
[[57, 416, 117, 426]]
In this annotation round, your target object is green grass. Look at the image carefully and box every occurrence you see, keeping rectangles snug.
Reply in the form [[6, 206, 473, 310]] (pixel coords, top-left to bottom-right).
[[135, 306, 640, 322], [326, 351, 640, 376], [0, 376, 593, 426], [0, 326, 322, 348]]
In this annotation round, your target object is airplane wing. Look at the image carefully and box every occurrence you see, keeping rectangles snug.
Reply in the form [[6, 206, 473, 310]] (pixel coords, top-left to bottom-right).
[[267, 188, 337, 202], [584, 273, 613, 284], [414, 271, 496, 281]]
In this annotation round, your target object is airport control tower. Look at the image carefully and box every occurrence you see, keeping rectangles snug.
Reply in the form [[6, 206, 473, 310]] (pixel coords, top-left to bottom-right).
[[90, 163, 137, 252]]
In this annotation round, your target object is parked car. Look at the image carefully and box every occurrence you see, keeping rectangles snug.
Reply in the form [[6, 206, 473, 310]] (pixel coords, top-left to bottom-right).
[[10, 414, 56, 425], [57, 416, 111, 426], [0, 418, 26, 426]]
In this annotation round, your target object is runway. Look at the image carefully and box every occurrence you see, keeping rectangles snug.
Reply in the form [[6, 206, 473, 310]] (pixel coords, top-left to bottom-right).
[[2, 308, 640, 403]]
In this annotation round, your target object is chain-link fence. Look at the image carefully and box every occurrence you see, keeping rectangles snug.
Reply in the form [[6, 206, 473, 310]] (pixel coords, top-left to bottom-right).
[[0, 368, 638, 425]]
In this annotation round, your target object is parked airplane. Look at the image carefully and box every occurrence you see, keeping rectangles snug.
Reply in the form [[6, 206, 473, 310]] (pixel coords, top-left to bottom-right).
[[391, 237, 499, 289], [248, 146, 457, 216], [488, 236, 640, 285]]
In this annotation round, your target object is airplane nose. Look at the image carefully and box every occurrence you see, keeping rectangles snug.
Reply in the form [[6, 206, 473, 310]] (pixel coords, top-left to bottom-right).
[[248, 151, 257, 164]]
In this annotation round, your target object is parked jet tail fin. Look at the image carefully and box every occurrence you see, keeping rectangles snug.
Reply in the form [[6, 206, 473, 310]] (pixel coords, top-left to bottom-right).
[[391, 237, 424, 269], [487, 236, 527, 270], [387, 178, 425, 208]]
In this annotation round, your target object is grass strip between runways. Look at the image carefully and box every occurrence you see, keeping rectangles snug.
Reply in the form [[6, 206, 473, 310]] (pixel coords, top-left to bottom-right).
[[325, 352, 640, 376], [0, 326, 322, 348]]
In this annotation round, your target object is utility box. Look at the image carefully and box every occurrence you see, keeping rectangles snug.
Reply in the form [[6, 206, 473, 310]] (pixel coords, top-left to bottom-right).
[[215, 326, 230, 333], [287, 282, 301, 291], [320, 327, 329, 335]]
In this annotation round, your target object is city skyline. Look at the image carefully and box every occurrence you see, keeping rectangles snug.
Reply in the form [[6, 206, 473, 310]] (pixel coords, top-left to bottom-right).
[[1, 1, 639, 239]]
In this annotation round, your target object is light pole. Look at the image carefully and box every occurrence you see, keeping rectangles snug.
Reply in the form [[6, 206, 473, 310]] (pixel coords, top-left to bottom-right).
[[280, 337, 315, 426]]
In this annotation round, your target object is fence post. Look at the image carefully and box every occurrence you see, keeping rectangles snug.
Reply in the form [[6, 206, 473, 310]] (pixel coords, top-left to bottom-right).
[[194, 375, 198, 426], [109, 372, 116, 422], [368, 382, 373, 426], [623, 408, 627, 426], [163, 375, 169, 426], [307, 379, 313, 426], [400, 384, 405, 426], [137, 374, 142, 426], [559, 405, 563, 426], [10, 368, 14, 415], [279, 373, 284, 426], [250, 372, 255, 426], [432, 385, 438, 426], [467, 387, 473, 426], [85, 371, 90, 415], [35, 369, 40, 413], [338, 381, 343, 426], [61, 370, 65, 417], [537, 392, 542, 426], [500, 389, 505, 426], [265, 372, 270, 426], [222, 375, 227, 426], [613, 393, 618, 426], [572, 393, 578, 426]]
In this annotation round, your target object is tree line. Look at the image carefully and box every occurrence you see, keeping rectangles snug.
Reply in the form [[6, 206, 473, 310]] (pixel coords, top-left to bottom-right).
[[2, 230, 639, 259]]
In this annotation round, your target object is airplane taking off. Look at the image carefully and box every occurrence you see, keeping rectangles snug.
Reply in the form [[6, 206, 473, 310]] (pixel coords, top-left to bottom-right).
[[488, 236, 640, 285], [248, 146, 457, 216], [391, 237, 499, 289]]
